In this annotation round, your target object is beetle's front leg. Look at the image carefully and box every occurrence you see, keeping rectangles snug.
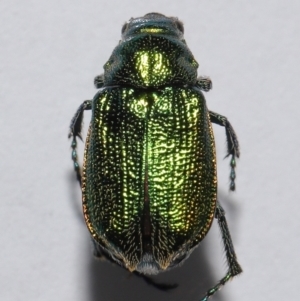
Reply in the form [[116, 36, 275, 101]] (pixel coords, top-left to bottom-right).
[[94, 74, 104, 89], [68, 100, 92, 187], [209, 111, 240, 191], [195, 76, 212, 92]]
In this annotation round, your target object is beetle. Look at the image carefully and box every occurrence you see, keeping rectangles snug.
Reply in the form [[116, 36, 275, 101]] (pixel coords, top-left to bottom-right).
[[69, 12, 242, 301]]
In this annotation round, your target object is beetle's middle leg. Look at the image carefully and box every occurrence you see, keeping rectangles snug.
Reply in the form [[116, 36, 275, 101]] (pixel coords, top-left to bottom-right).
[[209, 111, 240, 191], [200, 201, 242, 301], [68, 100, 92, 187]]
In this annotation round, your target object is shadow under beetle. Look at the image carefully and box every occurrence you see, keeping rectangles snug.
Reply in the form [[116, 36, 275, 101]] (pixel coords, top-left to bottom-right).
[[69, 12, 242, 301]]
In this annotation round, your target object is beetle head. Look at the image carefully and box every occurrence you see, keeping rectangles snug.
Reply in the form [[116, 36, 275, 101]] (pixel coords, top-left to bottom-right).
[[121, 13, 185, 41]]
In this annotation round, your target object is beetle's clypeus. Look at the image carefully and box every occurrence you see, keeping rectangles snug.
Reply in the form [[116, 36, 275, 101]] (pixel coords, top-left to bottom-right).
[[69, 12, 242, 301]]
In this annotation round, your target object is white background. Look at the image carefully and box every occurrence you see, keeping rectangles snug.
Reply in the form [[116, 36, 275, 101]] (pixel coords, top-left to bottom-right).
[[1, 1, 299, 300]]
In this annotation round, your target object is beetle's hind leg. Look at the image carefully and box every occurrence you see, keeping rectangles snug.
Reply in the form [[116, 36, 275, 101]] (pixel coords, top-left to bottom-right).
[[134, 272, 178, 291], [209, 111, 240, 191], [92, 240, 178, 291], [200, 201, 242, 301], [68, 100, 92, 187]]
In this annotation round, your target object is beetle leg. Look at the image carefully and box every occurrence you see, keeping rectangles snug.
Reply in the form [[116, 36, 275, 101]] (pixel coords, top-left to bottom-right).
[[200, 202, 242, 301], [68, 100, 92, 186], [92, 239, 178, 291], [94, 74, 104, 88], [195, 76, 212, 92], [134, 272, 178, 291], [209, 111, 240, 191]]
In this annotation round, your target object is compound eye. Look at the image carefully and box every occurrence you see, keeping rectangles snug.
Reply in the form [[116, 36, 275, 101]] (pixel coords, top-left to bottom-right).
[[176, 20, 184, 33], [121, 22, 128, 34]]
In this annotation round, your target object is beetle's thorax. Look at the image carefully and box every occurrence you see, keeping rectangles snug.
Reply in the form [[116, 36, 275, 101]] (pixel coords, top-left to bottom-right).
[[103, 13, 199, 88]]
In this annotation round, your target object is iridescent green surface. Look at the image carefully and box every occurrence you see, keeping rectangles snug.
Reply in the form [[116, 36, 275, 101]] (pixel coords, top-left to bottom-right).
[[78, 13, 218, 273], [82, 86, 217, 271]]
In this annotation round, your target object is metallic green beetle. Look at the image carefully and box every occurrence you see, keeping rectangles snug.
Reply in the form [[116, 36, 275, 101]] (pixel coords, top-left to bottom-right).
[[69, 12, 242, 301]]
